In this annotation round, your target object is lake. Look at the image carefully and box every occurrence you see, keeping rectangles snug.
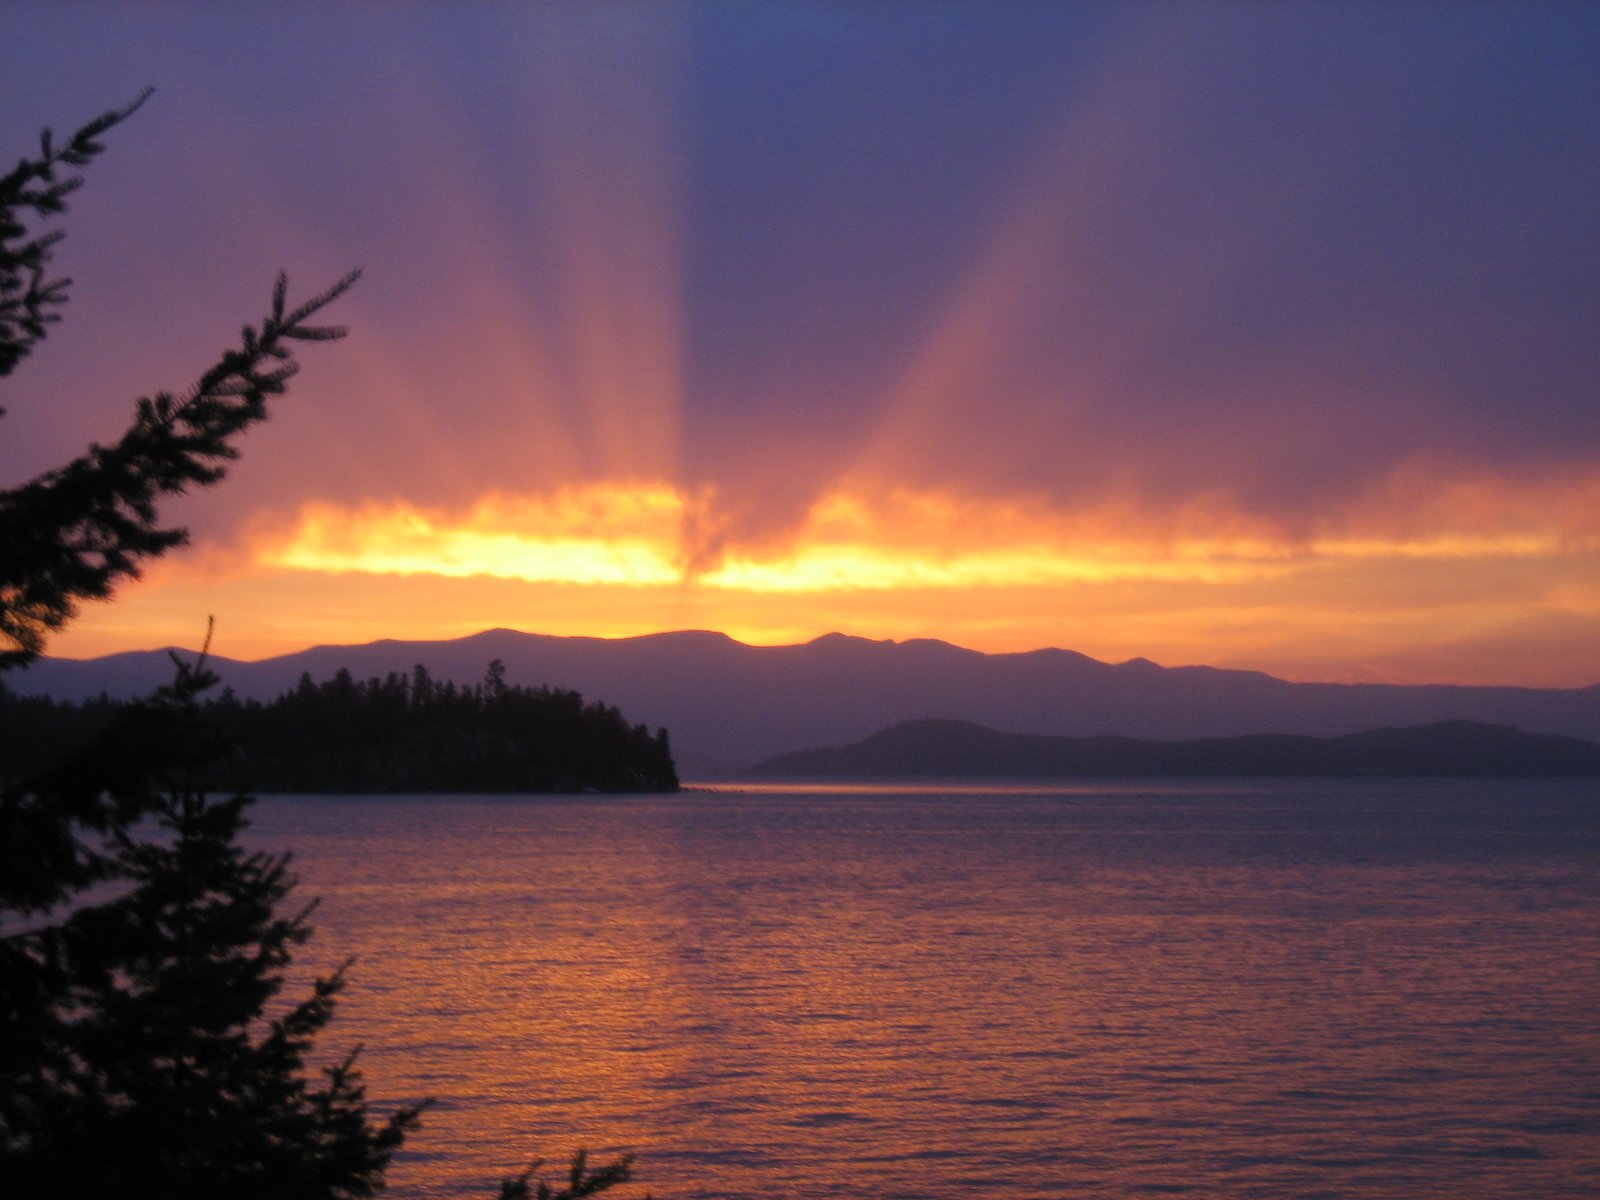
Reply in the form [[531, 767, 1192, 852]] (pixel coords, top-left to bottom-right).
[[243, 780, 1600, 1199]]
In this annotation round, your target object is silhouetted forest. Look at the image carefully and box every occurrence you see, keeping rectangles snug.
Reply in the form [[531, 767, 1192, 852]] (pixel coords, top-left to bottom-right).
[[1, 659, 679, 794]]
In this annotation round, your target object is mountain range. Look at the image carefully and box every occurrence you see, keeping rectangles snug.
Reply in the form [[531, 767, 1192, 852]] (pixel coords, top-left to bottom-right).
[[11, 629, 1598, 775], [750, 718, 1600, 778]]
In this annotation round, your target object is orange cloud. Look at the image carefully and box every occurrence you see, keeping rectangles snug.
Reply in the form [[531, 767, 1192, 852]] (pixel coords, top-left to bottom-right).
[[265, 489, 687, 585], [40, 464, 1600, 690], [255, 469, 1600, 597]]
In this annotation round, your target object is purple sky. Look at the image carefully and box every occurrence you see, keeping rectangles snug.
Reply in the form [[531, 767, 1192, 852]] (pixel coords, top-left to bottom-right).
[[3, 2, 1597, 682]]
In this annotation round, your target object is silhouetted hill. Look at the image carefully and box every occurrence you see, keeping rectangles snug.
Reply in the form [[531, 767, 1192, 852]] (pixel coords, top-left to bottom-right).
[[748, 719, 1600, 778], [12, 630, 1599, 773]]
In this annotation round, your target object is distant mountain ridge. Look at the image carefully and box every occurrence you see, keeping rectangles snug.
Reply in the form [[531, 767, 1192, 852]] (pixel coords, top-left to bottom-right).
[[12, 629, 1599, 774], [749, 718, 1600, 778]]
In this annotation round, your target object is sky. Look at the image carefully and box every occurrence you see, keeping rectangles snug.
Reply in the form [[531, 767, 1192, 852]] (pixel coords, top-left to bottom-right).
[[3, 1, 1597, 686]]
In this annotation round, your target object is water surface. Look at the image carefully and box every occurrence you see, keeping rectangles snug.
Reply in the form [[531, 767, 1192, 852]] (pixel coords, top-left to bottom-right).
[[245, 780, 1600, 1198]]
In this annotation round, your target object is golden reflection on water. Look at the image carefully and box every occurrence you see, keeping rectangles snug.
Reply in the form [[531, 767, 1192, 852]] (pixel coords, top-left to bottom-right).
[[253, 784, 1600, 1199]]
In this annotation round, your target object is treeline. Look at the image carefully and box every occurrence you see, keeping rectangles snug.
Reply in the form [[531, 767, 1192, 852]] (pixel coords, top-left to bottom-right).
[[1, 659, 679, 793]]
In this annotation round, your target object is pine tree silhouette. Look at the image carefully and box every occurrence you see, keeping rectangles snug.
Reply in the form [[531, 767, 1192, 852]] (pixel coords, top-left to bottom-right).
[[0, 91, 359, 668], [0, 98, 646, 1199], [1, 643, 421, 1198]]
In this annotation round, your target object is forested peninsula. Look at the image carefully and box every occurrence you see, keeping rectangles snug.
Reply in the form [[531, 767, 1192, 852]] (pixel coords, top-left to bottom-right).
[[1, 661, 679, 794]]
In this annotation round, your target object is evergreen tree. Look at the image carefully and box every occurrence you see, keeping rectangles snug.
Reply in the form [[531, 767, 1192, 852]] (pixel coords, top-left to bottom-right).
[[0, 89, 358, 668], [1, 647, 421, 1198], [0, 100, 646, 1198]]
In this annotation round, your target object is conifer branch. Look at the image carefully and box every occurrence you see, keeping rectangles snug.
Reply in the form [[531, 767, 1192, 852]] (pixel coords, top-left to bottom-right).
[[0, 268, 362, 667], [0, 89, 152, 379], [0, 91, 360, 668]]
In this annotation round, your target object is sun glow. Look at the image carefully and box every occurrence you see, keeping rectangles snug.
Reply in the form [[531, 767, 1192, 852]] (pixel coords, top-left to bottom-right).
[[258, 478, 1600, 598], [268, 489, 688, 586], [258, 484, 1291, 593], [42, 467, 1600, 687]]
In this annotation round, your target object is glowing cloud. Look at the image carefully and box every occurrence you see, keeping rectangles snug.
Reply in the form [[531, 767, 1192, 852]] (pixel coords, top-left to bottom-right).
[[258, 471, 1600, 599], [43, 464, 1600, 688], [265, 489, 688, 586]]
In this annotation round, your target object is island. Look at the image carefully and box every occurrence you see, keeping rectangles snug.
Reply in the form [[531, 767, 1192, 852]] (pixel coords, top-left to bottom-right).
[[747, 718, 1600, 779]]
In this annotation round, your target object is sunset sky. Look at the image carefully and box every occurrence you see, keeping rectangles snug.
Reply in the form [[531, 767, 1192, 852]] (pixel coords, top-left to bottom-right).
[[3, 2, 1597, 686]]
